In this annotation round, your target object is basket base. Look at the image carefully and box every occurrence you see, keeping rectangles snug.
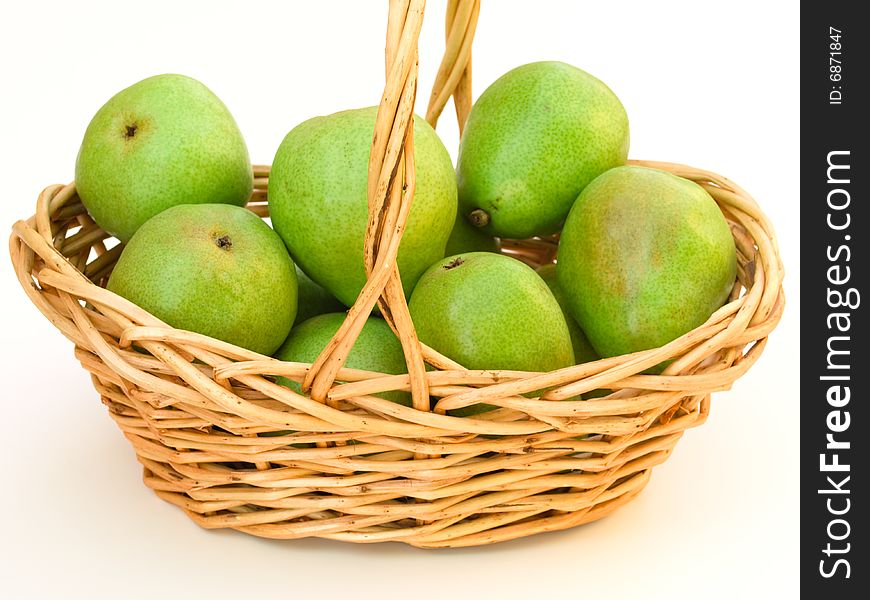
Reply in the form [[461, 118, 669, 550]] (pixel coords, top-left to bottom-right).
[[410, 478, 650, 548], [96, 373, 703, 548], [142, 463, 654, 548], [81, 332, 715, 549]]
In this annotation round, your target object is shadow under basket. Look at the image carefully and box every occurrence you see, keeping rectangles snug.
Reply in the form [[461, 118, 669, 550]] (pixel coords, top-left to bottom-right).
[[8, 1, 784, 548]]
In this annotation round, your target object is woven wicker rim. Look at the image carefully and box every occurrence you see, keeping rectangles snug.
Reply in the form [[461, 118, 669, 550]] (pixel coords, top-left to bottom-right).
[[8, 0, 784, 548]]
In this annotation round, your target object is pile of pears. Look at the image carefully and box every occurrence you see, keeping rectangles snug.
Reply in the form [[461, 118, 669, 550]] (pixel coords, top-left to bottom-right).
[[77, 62, 736, 416]]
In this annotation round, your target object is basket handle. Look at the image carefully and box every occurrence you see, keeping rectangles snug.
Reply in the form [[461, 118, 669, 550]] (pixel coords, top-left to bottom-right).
[[302, 0, 479, 411], [426, 0, 479, 133]]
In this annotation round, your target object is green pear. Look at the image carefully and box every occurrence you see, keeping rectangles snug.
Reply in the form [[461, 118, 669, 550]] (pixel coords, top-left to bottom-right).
[[409, 252, 574, 416], [536, 264, 598, 365], [457, 61, 629, 239], [269, 107, 457, 307], [445, 212, 499, 256], [273, 313, 410, 406], [76, 74, 253, 242], [107, 204, 297, 355], [557, 166, 737, 361], [294, 266, 345, 324]]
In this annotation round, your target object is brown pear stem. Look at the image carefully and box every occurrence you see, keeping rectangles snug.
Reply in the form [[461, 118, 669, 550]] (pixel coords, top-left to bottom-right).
[[468, 208, 490, 228]]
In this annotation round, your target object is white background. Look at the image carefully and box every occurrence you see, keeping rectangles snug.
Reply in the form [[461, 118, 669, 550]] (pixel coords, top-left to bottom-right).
[[0, 1, 799, 598]]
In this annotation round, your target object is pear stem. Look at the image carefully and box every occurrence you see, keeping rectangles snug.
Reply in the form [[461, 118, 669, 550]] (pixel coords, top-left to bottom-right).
[[468, 208, 490, 228]]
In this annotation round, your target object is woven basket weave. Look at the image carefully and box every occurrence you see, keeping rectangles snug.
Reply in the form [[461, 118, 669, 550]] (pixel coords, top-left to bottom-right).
[[9, 0, 783, 548]]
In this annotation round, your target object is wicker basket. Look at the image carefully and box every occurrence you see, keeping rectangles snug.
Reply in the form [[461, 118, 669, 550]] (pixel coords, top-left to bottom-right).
[[8, 0, 783, 548]]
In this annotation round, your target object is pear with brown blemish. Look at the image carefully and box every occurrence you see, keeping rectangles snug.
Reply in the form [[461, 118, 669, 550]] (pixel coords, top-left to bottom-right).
[[457, 61, 629, 239], [107, 204, 297, 356], [557, 166, 737, 362], [76, 74, 253, 242], [409, 252, 574, 415]]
